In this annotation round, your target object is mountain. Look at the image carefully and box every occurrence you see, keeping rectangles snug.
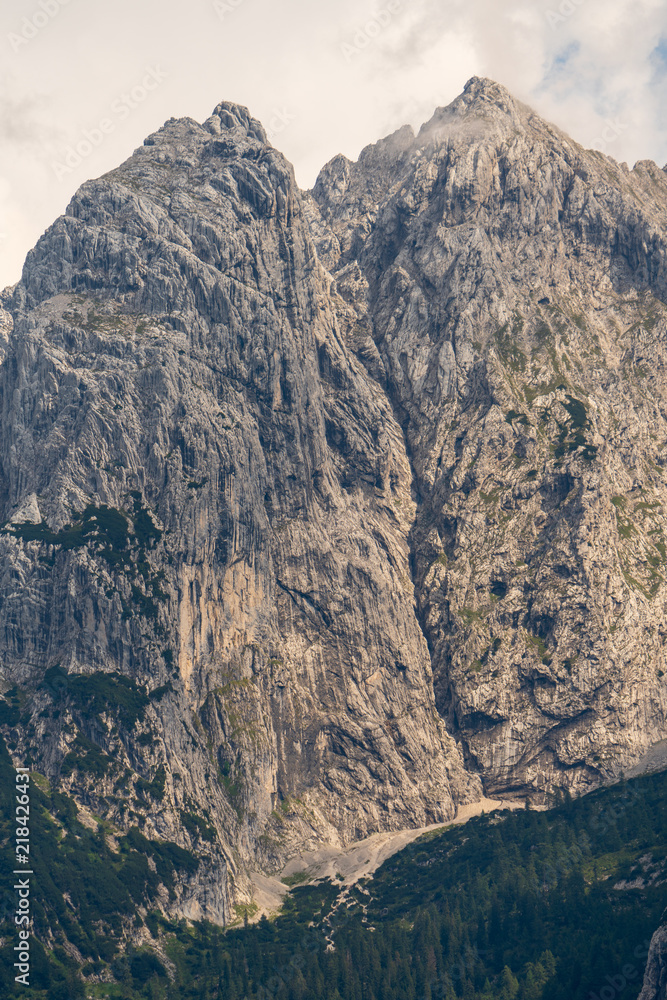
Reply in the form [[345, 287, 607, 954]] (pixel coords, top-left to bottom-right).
[[311, 76, 667, 796], [0, 98, 479, 927], [1, 76, 667, 947]]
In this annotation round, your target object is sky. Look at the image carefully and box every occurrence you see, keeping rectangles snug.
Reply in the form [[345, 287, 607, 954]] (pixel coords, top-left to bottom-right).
[[0, 0, 666, 289]]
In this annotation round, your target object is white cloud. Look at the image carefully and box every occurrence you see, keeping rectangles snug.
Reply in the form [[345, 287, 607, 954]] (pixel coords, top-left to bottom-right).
[[0, 0, 665, 287]]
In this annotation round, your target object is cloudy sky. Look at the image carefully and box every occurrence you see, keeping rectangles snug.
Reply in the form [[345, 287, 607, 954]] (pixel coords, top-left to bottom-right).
[[1, 0, 666, 288]]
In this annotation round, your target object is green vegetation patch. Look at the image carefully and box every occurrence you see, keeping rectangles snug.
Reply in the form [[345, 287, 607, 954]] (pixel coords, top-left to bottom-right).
[[0, 686, 21, 727], [563, 394, 587, 429], [505, 409, 530, 426], [42, 666, 149, 729], [2, 494, 167, 620], [135, 764, 167, 802], [61, 734, 113, 779], [3, 504, 129, 559], [495, 323, 528, 372], [552, 393, 598, 462], [527, 633, 552, 665], [459, 606, 486, 625], [281, 870, 310, 887], [0, 735, 199, 999], [180, 809, 217, 843]]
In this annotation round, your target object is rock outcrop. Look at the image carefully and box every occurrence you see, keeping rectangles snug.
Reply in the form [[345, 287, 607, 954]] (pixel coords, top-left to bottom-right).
[[0, 286, 12, 364], [640, 924, 667, 1000]]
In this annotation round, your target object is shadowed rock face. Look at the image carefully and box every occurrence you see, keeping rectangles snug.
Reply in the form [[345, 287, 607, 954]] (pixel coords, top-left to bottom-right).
[[640, 925, 667, 1000], [311, 76, 667, 798], [2, 77, 667, 922]]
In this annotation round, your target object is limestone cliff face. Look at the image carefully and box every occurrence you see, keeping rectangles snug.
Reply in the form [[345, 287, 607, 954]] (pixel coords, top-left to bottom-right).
[[311, 76, 667, 797], [0, 101, 477, 921], [3, 77, 667, 924], [0, 287, 12, 363]]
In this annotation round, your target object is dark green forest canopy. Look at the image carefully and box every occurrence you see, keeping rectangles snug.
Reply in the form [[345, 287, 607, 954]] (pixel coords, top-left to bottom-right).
[[0, 734, 665, 1000]]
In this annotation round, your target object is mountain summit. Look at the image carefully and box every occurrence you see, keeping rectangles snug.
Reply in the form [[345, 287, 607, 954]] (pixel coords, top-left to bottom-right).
[[1, 80, 667, 925]]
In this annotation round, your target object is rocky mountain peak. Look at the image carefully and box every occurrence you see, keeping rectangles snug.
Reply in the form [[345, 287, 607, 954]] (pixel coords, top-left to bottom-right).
[[462, 74, 521, 111], [205, 99, 269, 144], [416, 75, 526, 146]]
